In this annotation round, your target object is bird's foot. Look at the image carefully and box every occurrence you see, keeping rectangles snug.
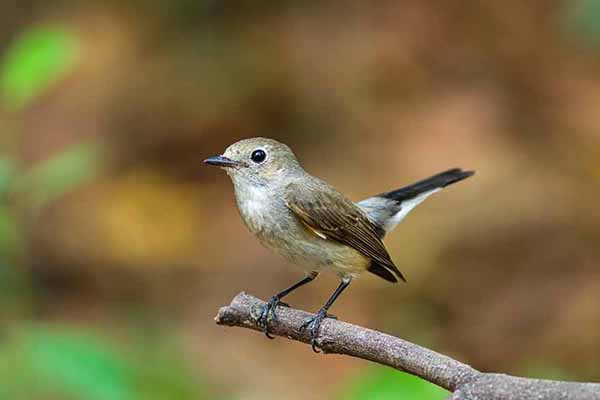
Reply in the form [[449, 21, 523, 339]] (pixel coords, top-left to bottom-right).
[[299, 308, 336, 353], [255, 296, 289, 339]]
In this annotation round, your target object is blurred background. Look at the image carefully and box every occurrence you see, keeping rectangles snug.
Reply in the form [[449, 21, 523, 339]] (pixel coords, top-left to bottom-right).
[[1, 1, 600, 399]]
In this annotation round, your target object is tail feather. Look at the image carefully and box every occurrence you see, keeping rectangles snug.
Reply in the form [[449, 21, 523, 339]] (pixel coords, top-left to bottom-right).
[[357, 168, 474, 237], [379, 168, 474, 202], [368, 260, 405, 283]]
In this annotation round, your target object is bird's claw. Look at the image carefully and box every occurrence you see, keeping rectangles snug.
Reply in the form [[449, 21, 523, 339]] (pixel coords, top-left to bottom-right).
[[255, 296, 288, 339], [299, 308, 333, 353]]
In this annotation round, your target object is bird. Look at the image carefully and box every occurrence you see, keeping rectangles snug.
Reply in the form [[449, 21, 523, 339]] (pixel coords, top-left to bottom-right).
[[204, 137, 474, 351]]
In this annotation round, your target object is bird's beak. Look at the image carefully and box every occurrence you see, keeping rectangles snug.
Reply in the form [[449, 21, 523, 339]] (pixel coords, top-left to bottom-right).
[[203, 155, 245, 168]]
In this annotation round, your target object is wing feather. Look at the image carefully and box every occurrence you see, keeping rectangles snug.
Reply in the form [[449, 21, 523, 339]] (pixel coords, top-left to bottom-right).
[[285, 181, 406, 282]]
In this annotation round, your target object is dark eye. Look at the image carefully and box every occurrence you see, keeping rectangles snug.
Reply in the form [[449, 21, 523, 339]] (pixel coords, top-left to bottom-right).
[[251, 149, 267, 164]]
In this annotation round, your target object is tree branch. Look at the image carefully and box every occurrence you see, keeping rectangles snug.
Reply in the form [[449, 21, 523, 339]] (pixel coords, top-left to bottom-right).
[[215, 292, 600, 400]]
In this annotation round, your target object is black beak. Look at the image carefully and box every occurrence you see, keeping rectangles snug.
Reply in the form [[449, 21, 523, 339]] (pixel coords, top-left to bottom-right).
[[203, 155, 243, 168]]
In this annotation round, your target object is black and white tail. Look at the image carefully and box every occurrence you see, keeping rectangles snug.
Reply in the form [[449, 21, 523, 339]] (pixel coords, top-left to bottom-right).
[[357, 168, 474, 238]]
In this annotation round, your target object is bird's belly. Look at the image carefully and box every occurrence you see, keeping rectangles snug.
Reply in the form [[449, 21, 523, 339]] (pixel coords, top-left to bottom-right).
[[234, 185, 370, 276], [258, 221, 370, 276]]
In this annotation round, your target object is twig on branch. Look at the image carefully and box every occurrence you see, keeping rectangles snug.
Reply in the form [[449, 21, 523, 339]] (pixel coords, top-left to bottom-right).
[[215, 292, 600, 400]]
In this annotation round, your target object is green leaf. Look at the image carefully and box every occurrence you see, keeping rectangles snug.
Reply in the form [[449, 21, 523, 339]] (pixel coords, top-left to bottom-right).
[[0, 325, 207, 400], [18, 142, 101, 208], [339, 367, 449, 400], [0, 24, 79, 109], [131, 345, 207, 399], [567, 0, 600, 46], [26, 330, 136, 400], [0, 326, 136, 400]]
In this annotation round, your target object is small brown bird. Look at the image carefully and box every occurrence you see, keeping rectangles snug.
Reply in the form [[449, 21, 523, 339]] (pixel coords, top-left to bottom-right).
[[205, 138, 473, 351]]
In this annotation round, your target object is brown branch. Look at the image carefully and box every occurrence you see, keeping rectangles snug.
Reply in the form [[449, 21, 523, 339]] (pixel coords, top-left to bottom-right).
[[215, 292, 600, 400]]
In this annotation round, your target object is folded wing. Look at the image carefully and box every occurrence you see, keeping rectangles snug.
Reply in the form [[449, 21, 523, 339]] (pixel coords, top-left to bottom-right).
[[285, 181, 406, 283]]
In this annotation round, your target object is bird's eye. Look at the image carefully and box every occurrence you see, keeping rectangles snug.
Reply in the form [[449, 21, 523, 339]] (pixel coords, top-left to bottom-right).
[[250, 149, 267, 164]]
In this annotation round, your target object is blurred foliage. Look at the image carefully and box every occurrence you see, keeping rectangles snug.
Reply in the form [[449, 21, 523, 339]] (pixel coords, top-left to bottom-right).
[[17, 142, 102, 210], [0, 259, 30, 311], [0, 156, 24, 314], [570, 0, 600, 45], [0, 25, 79, 110], [0, 157, 15, 197], [339, 367, 448, 400], [0, 325, 206, 400], [0, 1, 599, 399], [0, 157, 18, 254], [519, 361, 576, 383]]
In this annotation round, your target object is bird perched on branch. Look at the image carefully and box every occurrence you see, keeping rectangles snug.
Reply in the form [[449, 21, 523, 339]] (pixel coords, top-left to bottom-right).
[[205, 138, 474, 351]]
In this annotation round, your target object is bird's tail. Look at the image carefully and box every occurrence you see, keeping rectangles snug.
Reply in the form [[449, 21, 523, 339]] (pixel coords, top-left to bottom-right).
[[357, 168, 474, 237], [380, 168, 474, 202]]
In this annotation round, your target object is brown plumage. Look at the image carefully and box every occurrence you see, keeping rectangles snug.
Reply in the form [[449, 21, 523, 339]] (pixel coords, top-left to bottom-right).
[[285, 181, 406, 282]]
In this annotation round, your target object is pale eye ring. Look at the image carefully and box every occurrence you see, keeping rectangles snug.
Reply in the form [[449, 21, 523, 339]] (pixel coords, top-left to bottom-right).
[[250, 149, 267, 164]]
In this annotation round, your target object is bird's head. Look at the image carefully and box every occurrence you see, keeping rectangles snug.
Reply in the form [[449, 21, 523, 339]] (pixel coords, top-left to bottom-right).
[[204, 137, 303, 187]]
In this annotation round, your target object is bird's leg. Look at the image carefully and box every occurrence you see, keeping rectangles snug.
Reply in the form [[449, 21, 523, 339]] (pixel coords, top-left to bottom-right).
[[300, 277, 351, 352], [256, 271, 318, 339]]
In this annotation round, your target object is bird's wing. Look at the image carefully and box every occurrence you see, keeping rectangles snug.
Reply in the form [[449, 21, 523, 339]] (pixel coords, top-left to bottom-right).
[[284, 181, 405, 282]]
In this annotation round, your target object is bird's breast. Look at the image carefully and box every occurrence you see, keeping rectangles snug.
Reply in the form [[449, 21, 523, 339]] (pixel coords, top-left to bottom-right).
[[233, 182, 370, 274], [234, 183, 285, 235]]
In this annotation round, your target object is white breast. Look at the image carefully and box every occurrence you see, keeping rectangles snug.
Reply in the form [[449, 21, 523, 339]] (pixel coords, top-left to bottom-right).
[[233, 182, 280, 236], [239, 185, 270, 219]]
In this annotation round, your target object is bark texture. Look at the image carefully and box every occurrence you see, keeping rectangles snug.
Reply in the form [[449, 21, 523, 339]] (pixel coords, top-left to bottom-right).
[[215, 292, 600, 400]]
